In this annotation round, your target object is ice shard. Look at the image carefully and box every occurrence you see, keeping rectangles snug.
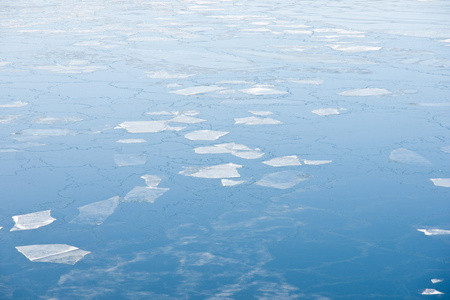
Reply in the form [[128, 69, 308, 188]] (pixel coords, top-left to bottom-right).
[[71, 196, 120, 225], [179, 163, 242, 179], [115, 120, 184, 133], [114, 154, 147, 167], [430, 178, 450, 187], [255, 171, 311, 189], [263, 156, 302, 167], [16, 244, 90, 265], [184, 130, 229, 141], [123, 175, 168, 203], [421, 289, 444, 295], [11, 210, 56, 231], [389, 148, 432, 166], [338, 88, 391, 97], [417, 228, 450, 236], [234, 116, 282, 125]]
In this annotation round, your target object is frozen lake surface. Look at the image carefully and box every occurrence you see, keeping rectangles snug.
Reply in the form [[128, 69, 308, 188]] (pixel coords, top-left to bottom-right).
[[1, 0, 449, 298]]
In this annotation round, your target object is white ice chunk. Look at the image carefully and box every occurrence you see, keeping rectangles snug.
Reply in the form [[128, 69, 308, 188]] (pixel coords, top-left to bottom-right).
[[302, 159, 333, 165], [141, 175, 162, 188], [179, 163, 242, 179], [146, 71, 195, 79], [255, 171, 311, 189], [0, 227, 2, 230], [0, 101, 28, 108], [116, 139, 147, 144], [441, 146, 450, 153], [170, 85, 225, 96], [123, 186, 169, 203], [431, 279, 443, 284], [329, 45, 381, 52], [11, 210, 56, 231], [221, 179, 245, 186], [417, 228, 450, 236], [0, 115, 19, 124], [115, 121, 184, 133], [249, 110, 273, 116], [194, 143, 264, 159], [170, 115, 206, 124], [15, 244, 90, 265], [235, 116, 282, 125], [421, 289, 444, 295], [263, 155, 301, 167], [430, 178, 450, 187], [389, 148, 432, 166], [312, 108, 341, 116], [338, 88, 391, 97], [240, 85, 287, 95], [232, 149, 264, 159], [184, 130, 229, 141], [114, 154, 146, 167], [34, 116, 83, 124], [13, 129, 74, 136], [439, 39, 450, 43], [71, 196, 120, 225]]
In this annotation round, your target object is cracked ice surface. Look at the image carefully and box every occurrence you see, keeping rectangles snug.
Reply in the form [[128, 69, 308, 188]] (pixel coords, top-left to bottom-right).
[[11, 210, 56, 231]]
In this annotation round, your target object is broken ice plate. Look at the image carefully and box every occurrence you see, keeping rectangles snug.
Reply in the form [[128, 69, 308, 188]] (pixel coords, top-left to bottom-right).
[[16, 244, 90, 265], [11, 210, 56, 231]]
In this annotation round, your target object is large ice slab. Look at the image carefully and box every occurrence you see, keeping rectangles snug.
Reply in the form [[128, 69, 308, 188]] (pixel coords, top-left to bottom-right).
[[235, 116, 282, 125], [115, 121, 184, 133], [430, 178, 450, 187], [338, 88, 391, 97], [194, 143, 264, 159], [71, 196, 120, 225], [184, 130, 229, 141], [389, 148, 432, 166], [255, 171, 311, 189], [263, 155, 301, 167], [417, 228, 450, 236], [179, 163, 242, 178], [11, 210, 56, 231], [15, 244, 90, 265], [421, 289, 444, 295]]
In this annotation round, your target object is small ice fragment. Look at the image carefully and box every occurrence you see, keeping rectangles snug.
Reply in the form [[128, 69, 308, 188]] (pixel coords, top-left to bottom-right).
[[431, 279, 443, 284], [338, 88, 391, 97], [34, 116, 83, 124], [418, 228, 450, 235], [329, 45, 381, 52], [179, 163, 242, 179], [71, 196, 119, 225], [123, 186, 169, 203], [170, 85, 225, 96], [11, 210, 56, 231], [421, 289, 444, 295], [0, 101, 28, 108], [184, 130, 229, 141], [312, 108, 341, 116], [114, 154, 146, 167], [13, 129, 74, 136], [389, 148, 432, 166], [170, 115, 206, 124], [232, 149, 264, 159], [240, 85, 287, 95], [441, 146, 450, 153], [221, 179, 245, 186], [116, 139, 147, 143], [430, 178, 450, 187], [302, 160, 332, 165], [263, 155, 302, 167], [141, 175, 161, 188], [115, 120, 184, 133], [249, 110, 273, 116], [15, 244, 90, 265], [0, 115, 19, 124], [0, 227, 2, 230], [194, 143, 263, 159], [234, 116, 282, 125], [255, 171, 311, 189]]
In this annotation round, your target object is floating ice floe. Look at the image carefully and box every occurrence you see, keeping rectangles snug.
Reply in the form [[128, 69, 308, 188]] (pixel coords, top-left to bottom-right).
[[249, 110, 273, 116], [255, 171, 311, 189], [410, 103, 450, 107], [34, 116, 83, 124], [0, 115, 19, 124], [329, 45, 381, 52], [430, 178, 450, 187], [146, 111, 174, 116], [170, 114, 206, 124], [263, 155, 302, 167], [290, 78, 324, 85], [240, 85, 287, 96], [312, 108, 345, 116], [123, 175, 169, 203], [179, 163, 242, 179], [11, 210, 56, 231], [16, 244, 90, 265], [0, 101, 28, 108], [221, 179, 246, 186], [184, 130, 229, 141], [421, 289, 444, 295], [116, 139, 147, 144], [71, 196, 120, 225], [114, 154, 147, 167], [389, 148, 432, 166], [431, 279, 443, 284], [441, 146, 450, 153], [439, 39, 450, 43], [169, 85, 225, 96], [235, 116, 282, 125], [13, 129, 75, 137], [302, 159, 332, 165], [34, 62, 107, 74], [338, 88, 391, 97], [194, 143, 264, 159], [115, 121, 184, 133], [417, 228, 450, 236]]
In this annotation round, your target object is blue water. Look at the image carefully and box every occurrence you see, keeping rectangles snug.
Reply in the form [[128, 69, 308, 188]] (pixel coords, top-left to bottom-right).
[[1, 0, 449, 299]]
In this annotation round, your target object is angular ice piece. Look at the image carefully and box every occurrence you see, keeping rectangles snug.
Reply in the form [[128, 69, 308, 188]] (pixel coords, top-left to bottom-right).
[[421, 289, 444, 295], [255, 171, 311, 189], [263, 155, 301, 167], [329, 45, 381, 52], [184, 130, 229, 141], [123, 186, 169, 203], [34, 116, 83, 124], [141, 175, 162, 188], [15, 244, 90, 265], [194, 143, 263, 159], [114, 154, 146, 167], [221, 179, 245, 186], [13, 129, 74, 136], [179, 163, 242, 178], [389, 148, 432, 166], [431, 279, 443, 284], [169, 85, 225, 96], [115, 120, 184, 133], [116, 139, 147, 143], [11, 210, 56, 231], [338, 88, 391, 97], [441, 146, 450, 153], [240, 85, 287, 95], [312, 108, 341, 116], [303, 159, 332, 165], [249, 110, 273, 116], [430, 178, 450, 187], [232, 149, 264, 159], [170, 115, 206, 124], [71, 196, 119, 225], [0, 101, 28, 108], [0, 115, 19, 124], [418, 228, 450, 236], [234, 116, 282, 125], [0, 227, 2, 230]]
